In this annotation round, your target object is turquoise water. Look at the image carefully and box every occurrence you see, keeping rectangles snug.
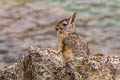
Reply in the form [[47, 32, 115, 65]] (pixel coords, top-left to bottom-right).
[[31, 0, 120, 28], [1, 0, 120, 28]]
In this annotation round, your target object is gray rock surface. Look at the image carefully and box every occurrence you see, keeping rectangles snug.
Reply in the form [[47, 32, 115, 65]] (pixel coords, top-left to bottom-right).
[[0, 46, 120, 80]]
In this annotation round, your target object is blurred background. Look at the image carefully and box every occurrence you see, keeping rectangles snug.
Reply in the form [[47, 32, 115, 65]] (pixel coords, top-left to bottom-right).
[[0, 0, 120, 67]]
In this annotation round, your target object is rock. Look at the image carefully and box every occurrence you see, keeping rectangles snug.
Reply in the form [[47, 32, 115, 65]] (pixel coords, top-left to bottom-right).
[[0, 46, 120, 80]]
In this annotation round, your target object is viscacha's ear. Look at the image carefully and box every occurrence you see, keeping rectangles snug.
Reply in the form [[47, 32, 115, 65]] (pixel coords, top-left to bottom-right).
[[68, 12, 77, 24]]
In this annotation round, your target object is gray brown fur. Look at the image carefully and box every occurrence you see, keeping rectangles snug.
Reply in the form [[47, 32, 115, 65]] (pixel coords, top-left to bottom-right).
[[62, 33, 90, 56], [55, 12, 90, 62]]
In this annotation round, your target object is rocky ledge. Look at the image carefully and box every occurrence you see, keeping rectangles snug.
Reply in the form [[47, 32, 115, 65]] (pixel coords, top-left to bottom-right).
[[0, 46, 120, 80]]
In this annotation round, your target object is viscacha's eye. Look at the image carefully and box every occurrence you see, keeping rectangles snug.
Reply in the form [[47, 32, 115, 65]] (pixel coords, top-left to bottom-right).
[[62, 21, 68, 26], [62, 23, 67, 26]]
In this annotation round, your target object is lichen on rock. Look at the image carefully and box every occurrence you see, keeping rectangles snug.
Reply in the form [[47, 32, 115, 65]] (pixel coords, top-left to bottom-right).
[[0, 46, 120, 80]]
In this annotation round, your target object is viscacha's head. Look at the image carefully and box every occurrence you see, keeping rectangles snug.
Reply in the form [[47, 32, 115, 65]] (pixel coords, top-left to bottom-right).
[[55, 12, 77, 34]]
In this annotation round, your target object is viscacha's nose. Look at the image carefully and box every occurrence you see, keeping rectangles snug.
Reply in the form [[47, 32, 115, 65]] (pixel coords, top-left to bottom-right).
[[55, 27, 59, 31]]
